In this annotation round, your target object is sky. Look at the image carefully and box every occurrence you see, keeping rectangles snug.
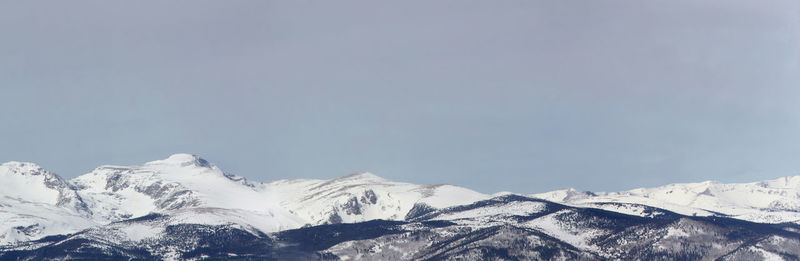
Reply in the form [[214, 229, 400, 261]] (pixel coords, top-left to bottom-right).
[[1, 0, 799, 194]]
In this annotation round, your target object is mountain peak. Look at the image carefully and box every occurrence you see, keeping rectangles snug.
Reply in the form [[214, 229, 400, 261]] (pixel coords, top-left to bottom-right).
[[0, 161, 49, 176], [144, 153, 213, 168], [530, 187, 594, 202], [0, 161, 75, 207], [338, 172, 385, 181]]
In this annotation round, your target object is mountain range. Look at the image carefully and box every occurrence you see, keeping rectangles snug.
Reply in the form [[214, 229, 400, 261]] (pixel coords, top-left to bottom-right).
[[2, 154, 800, 260]]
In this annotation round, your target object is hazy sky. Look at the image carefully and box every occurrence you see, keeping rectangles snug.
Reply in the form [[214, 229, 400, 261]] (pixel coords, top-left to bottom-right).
[[1, 0, 799, 193]]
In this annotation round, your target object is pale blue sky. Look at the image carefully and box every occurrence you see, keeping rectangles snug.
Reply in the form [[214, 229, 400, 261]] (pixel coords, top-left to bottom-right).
[[1, 0, 799, 193]]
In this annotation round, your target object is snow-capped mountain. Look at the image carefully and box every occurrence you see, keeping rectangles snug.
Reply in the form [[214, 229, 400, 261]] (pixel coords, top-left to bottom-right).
[[268, 172, 488, 225], [0, 162, 87, 211], [533, 176, 800, 224], [5, 195, 799, 260], [323, 195, 800, 260], [0, 154, 488, 245], [70, 154, 305, 234], [0, 162, 94, 245], [4, 154, 800, 260]]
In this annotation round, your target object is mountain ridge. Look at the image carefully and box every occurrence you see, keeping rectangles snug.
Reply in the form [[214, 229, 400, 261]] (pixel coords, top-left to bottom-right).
[[533, 174, 800, 224], [4, 154, 800, 260], [0, 154, 489, 245]]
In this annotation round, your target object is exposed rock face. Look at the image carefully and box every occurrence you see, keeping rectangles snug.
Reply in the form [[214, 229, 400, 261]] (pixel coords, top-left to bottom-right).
[[341, 196, 362, 215], [404, 202, 436, 220], [360, 189, 378, 204]]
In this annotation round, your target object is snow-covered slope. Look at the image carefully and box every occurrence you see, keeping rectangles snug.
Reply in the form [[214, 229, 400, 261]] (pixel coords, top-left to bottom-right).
[[70, 153, 305, 232], [533, 176, 800, 223], [6, 193, 800, 260], [0, 162, 89, 213], [69, 153, 488, 228], [8, 152, 800, 250], [268, 172, 489, 225], [6, 154, 800, 259], [0, 162, 94, 245], [0, 154, 489, 245], [325, 195, 800, 260]]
